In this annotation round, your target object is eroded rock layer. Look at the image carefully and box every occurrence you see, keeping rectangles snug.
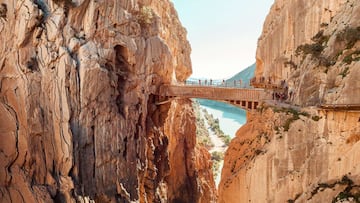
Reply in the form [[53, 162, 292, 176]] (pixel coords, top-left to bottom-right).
[[0, 0, 215, 202]]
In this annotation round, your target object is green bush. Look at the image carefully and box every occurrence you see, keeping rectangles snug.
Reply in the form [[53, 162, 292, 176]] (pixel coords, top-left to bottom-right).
[[211, 151, 224, 177], [274, 108, 309, 132], [311, 116, 321, 121], [336, 26, 360, 49], [212, 159, 221, 177], [339, 67, 350, 78], [283, 119, 293, 132], [296, 30, 329, 57], [211, 151, 224, 162], [193, 101, 214, 148], [296, 43, 324, 57], [343, 50, 360, 64], [197, 136, 214, 148], [295, 30, 340, 67], [137, 6, 154, 25], [222, 135, 231, 145], [312, 30, 330, 45]]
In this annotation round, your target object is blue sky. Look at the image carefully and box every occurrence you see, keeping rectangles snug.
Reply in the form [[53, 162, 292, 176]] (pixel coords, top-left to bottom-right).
[[171, 0, 274, 79]]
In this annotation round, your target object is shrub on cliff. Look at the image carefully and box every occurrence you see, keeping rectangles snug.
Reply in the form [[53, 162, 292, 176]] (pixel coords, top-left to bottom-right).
[[296, 30, 330, 57], [137, 6, 154, 26], [312, 30, 330, 45], [211, 151, 224, 177], [343, 50, 360, 64], [296, 43, 324, 58], [211, 151, 224, 162], [295, 30, 337, 67], [273, 107, 310, 132], [336, 26, 360, 49]]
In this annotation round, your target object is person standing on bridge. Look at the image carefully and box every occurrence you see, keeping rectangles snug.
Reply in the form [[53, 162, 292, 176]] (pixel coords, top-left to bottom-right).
[[288, 87, 294, 101], [199, 79, 201, 85], [210, 79, 213, 86]]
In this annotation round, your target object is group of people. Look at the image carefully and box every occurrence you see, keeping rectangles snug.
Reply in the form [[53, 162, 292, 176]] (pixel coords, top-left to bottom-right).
[[185, 79, 247, 87], [184, 76, 296, 103], [250, 76, 274, 85], [273, 92, 288, 101], [273, 84, 294, 102]]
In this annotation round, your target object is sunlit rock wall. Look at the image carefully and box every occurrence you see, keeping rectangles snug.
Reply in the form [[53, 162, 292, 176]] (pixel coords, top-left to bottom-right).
[[0, 0, 215, 202], [256, 0, 360, 106]]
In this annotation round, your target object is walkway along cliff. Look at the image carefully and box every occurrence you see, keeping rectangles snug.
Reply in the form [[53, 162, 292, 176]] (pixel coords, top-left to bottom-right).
[[219, 0, 360, 202], [0, 0, 216, 202], [156, 85, 271, 111]]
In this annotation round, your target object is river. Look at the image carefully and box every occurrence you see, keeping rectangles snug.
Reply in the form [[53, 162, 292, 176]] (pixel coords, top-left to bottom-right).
[[197, 99, 247, 138], [196, 99, 247, 187]]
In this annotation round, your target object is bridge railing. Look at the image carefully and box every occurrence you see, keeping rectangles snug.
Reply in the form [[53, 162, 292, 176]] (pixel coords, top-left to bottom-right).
[[250, 77, 286, 90], [184, 80, 251, 88], [159, 85, 271, 101]]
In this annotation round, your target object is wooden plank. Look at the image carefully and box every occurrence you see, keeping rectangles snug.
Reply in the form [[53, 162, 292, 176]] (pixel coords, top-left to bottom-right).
[[320, 104, 360, 110], [158, 85, 266, 101]]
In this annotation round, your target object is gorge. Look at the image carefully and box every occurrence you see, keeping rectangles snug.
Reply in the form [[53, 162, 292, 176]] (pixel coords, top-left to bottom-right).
[[1, 0, 360, 203]]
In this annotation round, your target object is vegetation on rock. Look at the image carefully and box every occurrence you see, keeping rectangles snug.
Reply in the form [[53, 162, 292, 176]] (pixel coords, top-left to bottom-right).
[[203, 109, 231, 145], [343, 50, 360, 64], [296, 30, 336, 67], [273, 107, 310, 132], [137, 6, 154, 26], [193, 101, 214, 149], [296, 30, 329, 58], [336, 26, 360, 49], [211, 151, 224, 177]]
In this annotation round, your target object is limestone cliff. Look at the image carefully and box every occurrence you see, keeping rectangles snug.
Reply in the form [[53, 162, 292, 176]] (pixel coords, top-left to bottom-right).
[[256, 0, 360, 106], [219, 0, 360, 202], [219, 106, 360, 202], [0, 0, 215, 202]]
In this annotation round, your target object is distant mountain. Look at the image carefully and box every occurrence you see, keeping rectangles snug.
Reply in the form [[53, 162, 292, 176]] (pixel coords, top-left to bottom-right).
[[226, 63, 255, 86], [187, 63, 255, 86]]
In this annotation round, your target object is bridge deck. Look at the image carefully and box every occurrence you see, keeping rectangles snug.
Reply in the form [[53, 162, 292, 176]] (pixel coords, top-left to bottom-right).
[[319, 104, 360, 110], [155, 85, 359, 111], [158, 85, 270, 101]]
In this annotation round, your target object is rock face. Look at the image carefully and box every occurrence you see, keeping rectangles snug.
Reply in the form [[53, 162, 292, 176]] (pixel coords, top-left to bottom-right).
[[219, 107, 360, 203], [219, 0, 360, 202], [0, 0, 215, 202], [256, 0, 360, 106]]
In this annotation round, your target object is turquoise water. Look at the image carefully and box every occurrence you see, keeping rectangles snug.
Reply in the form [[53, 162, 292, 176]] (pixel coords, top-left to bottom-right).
[[197, 99, 247, 187], [197, 99, 247, 138]]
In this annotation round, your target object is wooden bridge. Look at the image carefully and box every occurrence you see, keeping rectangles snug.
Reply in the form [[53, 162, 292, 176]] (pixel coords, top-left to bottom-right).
[[155, 85, 272, 111], [319, 104, 360, 111], [154, 84, 360, 112]]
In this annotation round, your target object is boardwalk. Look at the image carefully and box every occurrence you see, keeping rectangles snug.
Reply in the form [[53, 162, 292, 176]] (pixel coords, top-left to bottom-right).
[[156, 85, 272, 110], [319, 104, 360, 111], [153, 77, 359, 111]]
